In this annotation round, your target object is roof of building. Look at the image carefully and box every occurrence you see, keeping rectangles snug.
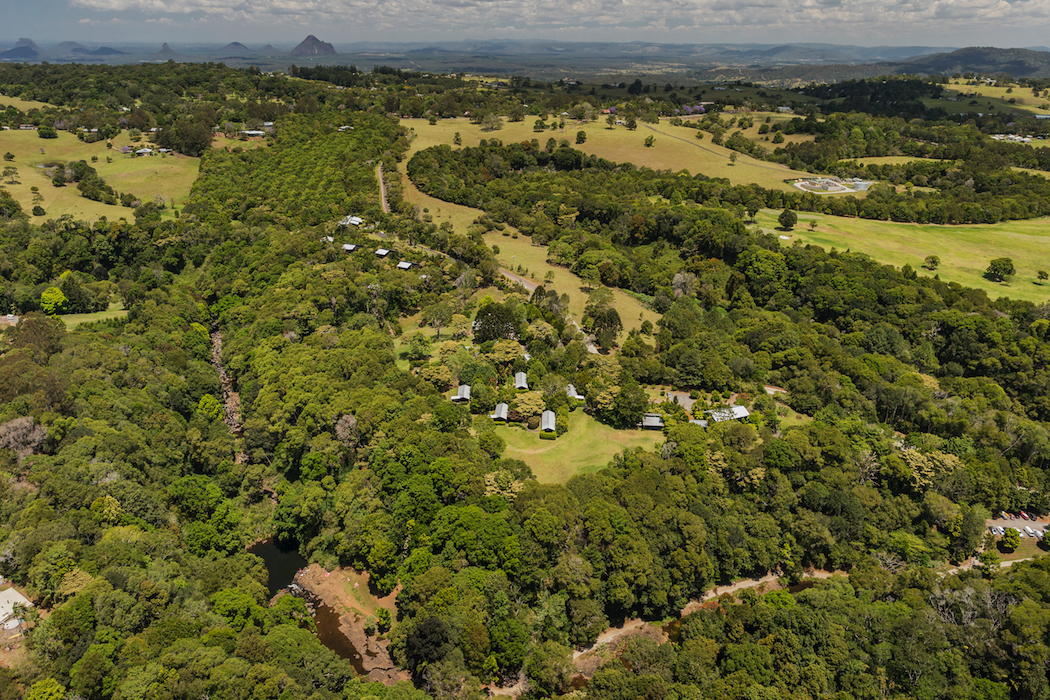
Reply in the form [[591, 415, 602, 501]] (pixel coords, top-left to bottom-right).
[[705, 405, 751, 422], [640, 413, 665, 429], [491, 403, 509, 420], [338, 215, 364, 226], [689, 418, 710, 428], [396, 261, 414, 270], [342, 243, 358, 251], [541, 410, 557, 432], [320, 236, 334, 243], [0, 588, 32, 624], [566, 384, 584, 400], [452, 385, 471, 401], [375, 248, 390, 257], [514, 372, 528, 389]]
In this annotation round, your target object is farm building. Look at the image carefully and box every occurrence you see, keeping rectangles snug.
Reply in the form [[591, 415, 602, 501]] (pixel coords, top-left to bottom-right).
[[490, 403, 509, 421], [706, 405, 751, 423], [541, 410, 557, 433], [640, 413, 665, 430], [451, 385, 471, 403], [514, 372, 529, 390]]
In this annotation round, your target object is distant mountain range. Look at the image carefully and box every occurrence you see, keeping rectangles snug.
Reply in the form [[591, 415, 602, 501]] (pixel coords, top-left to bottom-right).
[[0, 37, 1048, 80]]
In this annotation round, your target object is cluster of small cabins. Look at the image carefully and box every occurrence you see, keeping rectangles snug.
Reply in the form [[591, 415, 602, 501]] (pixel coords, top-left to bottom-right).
[[328, 215, 416, 270], [449, 374, 749, 439]]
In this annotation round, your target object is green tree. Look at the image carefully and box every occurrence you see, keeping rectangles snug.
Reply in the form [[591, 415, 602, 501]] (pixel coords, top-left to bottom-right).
[[778, 209, 798, 230], [626, 116, 637, 130], [986, 257, 1015, 282], [525, 641, 574, 696], [40, 286, 68, 315], [729, 152, 737, 165], [481, 113, 503, 132], [1002, 528, 1020, 552], [745, 198, 764, 222], [26, 679, 66, 700], [2, 166, 17, 184], [2, 152, 13, 161], [576, 130, 587, 144], [924, 255, 940, 270], [453, 132, 462, 146], [772, 131, 785, 144], [644, 134, 655, 147], [1038, 270, 1048, 283]]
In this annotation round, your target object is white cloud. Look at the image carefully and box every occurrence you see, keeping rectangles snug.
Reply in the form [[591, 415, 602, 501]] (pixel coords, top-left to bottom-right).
[[64, 0, 1050, 43]]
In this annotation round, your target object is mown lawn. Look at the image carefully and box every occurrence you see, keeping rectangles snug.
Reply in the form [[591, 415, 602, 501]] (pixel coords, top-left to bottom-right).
[[758, 209, 1050, 304], [62, 301, 128, 329], [0, 130, 198, 222], [495, 410, 661, 483]]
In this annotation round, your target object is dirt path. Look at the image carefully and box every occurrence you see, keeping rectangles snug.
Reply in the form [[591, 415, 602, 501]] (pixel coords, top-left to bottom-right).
[[573, 569, 839, 662], [377, 164, 390, 214], [209, 331, 248, 464]]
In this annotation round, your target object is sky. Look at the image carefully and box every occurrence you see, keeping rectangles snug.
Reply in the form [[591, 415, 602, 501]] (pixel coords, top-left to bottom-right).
[[2, 0, 1050, 49]]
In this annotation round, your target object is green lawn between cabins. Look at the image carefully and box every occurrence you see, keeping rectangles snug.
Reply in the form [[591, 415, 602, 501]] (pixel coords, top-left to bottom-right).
[[494, 410, 661, 484]]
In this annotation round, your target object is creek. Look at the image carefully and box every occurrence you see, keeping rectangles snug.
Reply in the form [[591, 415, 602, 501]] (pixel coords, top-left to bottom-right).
[[248, 540, 367, 675]]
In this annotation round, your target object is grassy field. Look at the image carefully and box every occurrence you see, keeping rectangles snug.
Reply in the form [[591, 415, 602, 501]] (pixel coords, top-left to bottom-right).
[[934, 80, 1050, 117], [760, 209, 1050, 303], [0, 94, 57, 111], [402, 117, 819, 192], [853, 156, 938, 166], [62, 301, 128, 329], [0, 130, 199, 222], [397, 123, 660, 337], [495, 410, 661, 483]]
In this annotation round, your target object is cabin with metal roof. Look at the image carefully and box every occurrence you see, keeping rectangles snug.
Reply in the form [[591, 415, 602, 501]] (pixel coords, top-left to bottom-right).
[[514, 372, 529, 390], [705, 405, 751, 423], [541, 410, 557, 433], [490, 403, 509, 421], [639, 413, 665, 430], [451, 385, 471, 403]]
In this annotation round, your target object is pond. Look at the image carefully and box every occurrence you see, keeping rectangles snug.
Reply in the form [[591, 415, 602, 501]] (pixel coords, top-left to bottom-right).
[[248, 540, 366, 674]]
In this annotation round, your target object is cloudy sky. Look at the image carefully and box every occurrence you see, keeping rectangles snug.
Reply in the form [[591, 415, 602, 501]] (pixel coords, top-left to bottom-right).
[[3, 0, 1050, 48]]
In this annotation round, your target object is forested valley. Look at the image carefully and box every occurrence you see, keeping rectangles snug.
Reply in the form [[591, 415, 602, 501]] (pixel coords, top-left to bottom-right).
[[2, 62, 1050, 700]]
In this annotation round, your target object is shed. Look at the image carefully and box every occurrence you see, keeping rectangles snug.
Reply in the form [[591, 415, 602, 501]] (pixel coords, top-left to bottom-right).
[[375, 248, 391, 258], [396, 261, 415, 271], [0, 588, 32, 628], [135, 148, 153, 156], [514, 372, 529, 390], [705, 405, 750, 423], [689, 419, 710, 428], [342, 243, 358, 252], [639, 413, 665, 430], [451, 385, 471, 403], [541, 410, 557, 433], [490, 403, 509, 421]]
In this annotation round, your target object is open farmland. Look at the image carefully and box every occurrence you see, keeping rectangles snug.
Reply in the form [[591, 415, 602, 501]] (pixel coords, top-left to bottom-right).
[[403, 116, 820, 192], [0, 130, 198, 221], [760, 209, 1050, 303]]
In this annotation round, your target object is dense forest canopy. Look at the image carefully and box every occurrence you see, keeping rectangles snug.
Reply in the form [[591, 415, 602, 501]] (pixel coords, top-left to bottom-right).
[[3, 62, 1050, 700]]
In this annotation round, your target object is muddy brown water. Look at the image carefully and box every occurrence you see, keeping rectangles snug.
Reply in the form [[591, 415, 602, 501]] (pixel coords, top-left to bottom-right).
[[248, 540, 367, 674]]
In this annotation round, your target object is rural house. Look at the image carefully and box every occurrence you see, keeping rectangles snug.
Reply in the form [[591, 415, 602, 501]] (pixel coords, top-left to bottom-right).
[[541, 410, 556, 433], [490, 403, 509, 421], [451, 385, 471, 403], [514, 372, 529, 390]]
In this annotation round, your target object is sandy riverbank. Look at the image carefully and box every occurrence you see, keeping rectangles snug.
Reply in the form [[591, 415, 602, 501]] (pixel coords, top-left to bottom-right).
[[293, 564, 409, 685]]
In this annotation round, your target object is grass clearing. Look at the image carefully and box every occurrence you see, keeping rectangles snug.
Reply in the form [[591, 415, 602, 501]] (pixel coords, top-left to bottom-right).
[[62, 301, 128, 330], [760, 209, 1050, 303], [0, 130, 198, 222], [0, 94, 57, 111], [853, 156, 939, 166], [495, 410, 661, 483], [402, 117, 820, 192]]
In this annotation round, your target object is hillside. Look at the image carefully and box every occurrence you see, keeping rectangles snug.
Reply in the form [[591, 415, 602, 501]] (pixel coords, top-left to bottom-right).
[[291, 34, 336, 56], [898, 46, 1050, 78]]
